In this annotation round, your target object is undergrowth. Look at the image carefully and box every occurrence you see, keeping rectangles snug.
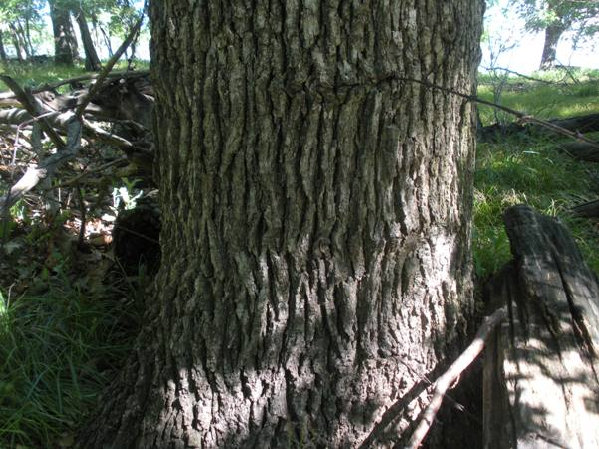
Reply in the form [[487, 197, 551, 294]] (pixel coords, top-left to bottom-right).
[[0, 61, 87, 93], [0, 59, 149, 93], [0, 280, 139, 449]]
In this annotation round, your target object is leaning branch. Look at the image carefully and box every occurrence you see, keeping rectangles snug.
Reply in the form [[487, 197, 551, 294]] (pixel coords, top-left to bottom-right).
[[403, 306, 508, 449]]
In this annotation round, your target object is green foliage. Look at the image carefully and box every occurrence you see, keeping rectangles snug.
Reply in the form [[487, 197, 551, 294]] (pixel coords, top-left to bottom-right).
[[0, 285, 137, 448], [512, 0, 599, 35], [0, 0, 44, 25]]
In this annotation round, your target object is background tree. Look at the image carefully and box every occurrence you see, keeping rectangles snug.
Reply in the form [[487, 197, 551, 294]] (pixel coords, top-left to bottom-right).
[[71, 4, 101, 71], [79, 1, 484, 448], [48, 0, 78, 65], [512, 0, 599, 69], [0, 0, 44, 60]]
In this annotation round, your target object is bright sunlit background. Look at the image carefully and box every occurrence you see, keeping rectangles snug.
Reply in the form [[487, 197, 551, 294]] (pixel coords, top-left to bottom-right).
[[481, 0, 599, 73], [8, 0, 599, 74]]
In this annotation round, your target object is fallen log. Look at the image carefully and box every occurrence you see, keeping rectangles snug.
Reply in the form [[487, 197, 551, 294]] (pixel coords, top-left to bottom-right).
[[571, 199, 599, 218], [558, 141, 599, 162], [483, 205, 599, 449], [479, 113, 599, 143]]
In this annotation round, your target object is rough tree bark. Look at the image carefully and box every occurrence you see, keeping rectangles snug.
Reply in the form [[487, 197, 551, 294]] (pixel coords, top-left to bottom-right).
[[49, 0, 78, 65], [73, 7, 102, 72], [79, 1, 484, 448]]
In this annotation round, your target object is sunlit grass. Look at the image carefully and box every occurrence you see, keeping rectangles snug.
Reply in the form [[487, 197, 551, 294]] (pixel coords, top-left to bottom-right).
[[477, 69, 599, 125], [473, 140, 599, 278], [0, 58, 149, 93], [474, 70, 599, 279], [0, 61, 88, 92]]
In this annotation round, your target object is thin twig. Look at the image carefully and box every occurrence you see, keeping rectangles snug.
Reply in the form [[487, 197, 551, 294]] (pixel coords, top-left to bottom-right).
[[403, 306, 507, 449], [480, 66, 567, 86]]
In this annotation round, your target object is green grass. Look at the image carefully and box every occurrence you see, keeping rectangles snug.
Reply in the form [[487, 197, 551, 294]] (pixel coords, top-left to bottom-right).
[[473, 139, 599, 279], [0, 61, 88, 93], [0, 285, 137, 448], [473, 70, 599, 279], [0, 59, 149, 93], [477, 69, 599, 125]]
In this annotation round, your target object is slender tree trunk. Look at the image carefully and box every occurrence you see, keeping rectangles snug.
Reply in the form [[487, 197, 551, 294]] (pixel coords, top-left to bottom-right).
[[73, 7, 101, 72], [539, 22, 568, 70], [8, 24, 25, 61], [0, 32, 7, 62], [23, 17, 35, 57], [79, 1, 484, 448], [15, 22, 31, 58], [48, 0, 78, 65]]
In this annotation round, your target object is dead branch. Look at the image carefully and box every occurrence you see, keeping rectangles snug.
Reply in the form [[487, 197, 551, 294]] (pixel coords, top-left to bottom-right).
[[398, 77, 599, 150], [0, 75, 65, 149], [1, 117, 82, 210], [0, 70, 149, 102], [480, 66, 568, 86], [403, 306, 507, 449]]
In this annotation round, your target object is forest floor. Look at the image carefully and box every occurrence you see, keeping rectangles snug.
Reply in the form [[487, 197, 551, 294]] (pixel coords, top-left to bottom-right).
[[0, 61, 598, 448]]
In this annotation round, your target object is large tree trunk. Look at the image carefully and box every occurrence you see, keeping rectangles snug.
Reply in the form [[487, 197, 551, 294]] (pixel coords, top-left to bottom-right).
[[539, 22, 567, 70], [79, 1, 484, 448], [49, 0, 78, 65], [73, 7, 101, 72]]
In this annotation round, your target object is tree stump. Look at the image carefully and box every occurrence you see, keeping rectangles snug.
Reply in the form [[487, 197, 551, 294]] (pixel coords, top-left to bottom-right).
[[483, 205, 599, 449], [113, 198, 161, 275]]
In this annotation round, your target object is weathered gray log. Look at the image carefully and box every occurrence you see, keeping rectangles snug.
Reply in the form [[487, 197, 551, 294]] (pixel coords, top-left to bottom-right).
[[549, 114, 599, 134], [479, 113, 599, 143], [483, 205, 599, 449]]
